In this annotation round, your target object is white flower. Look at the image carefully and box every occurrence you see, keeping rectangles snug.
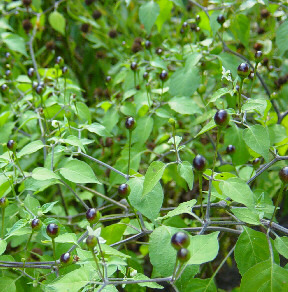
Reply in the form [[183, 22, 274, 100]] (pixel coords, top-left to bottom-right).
[[87, 226, 106, 244], [221, 66, 232, 82]]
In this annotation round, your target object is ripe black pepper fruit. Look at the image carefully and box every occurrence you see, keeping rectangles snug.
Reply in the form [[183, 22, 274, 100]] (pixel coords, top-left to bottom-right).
[[56, 56, 64, 65], [31, 218, 42, 231], [0, 197, 9, 209], [156, 47, 163, 55], [62, 66, 69, 75], [105, 76, 112, 83], [252, 157, 261, 169], [217, 14, 225, 25], [22, 19, 33, 33], [5, 70, 11, 77], [226, 145, 236, 154], [195, 26, 200, 33], [193, 154, 207, 172], [105, 137, 113, 147], [125, 117, 136, 131], [22, 0, 32, 7], [182, 22, 188, 29], [143, 72, 149, 80], [7, 140, 16, 151], [237, 63, 250, 79], [86, 235, 97, 248], [108, 29, 117, 39], [196, 15, 201, 23], [159, 70, 168, 81], [255, 51, 263, 62], [92, 10, 102, 20], [1, 84, 8, 91], [214, 110, 229, 127], [177, 248, 191, 263], [5, 52, 11, 59], [36, 85, 44, 95], [46, 40, 55, 51], [86, 208, 100, 224], [81, 23, 90, 33], [85, 0, 95, 5], [190, 23, 197, 31], [262, 57, 269, 67], [253, 43, 263, 51], [268, 65, 274, 72], [60, 252, 73, 265], [118, 183, 131, 197], [46, 223, 59, 238], [279, 166, 288, 183], [27, 68, 35, 78], [130, 62, 138, 71], [171, 232, 190, 250], [145, 40, 152, 49], [260, 9, 270, 19], [180, 28, 185, 34]]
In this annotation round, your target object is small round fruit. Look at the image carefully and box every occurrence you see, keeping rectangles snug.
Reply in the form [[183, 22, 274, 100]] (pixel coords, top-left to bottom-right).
[[182, 22, 188, 29], [217, 14, 225, 25], [279, 166, 288, 184], [86, 208, 100, 224], [193, 155, 207, 172], [108, 29, 117, 39], [1, 84, 8, 92], [22, 0, 32, 7], [5, 70, 11, 77], [62, 66, 69, 75], [159, 70, 168, 81], [271, 92, 278, 99], [31, 218, 42, 231], [143, 72, 149, 80], [252, 157, 261, 169], [60, 252, 73, 265], [171, 232, 190, 250], [105, 76, 111, 83], [237, 63, 250, 79], [81, 23, 90, 33], [145, 40, 152, 49], [196, 15, 201, 23], [177, 248, 191, 263], [92, 10, 102, 20], [46, 223, 59, 238], [85, 0, 95, 5], [7, 140, 16, 151], [55, 56, 64, 66], [168, 118, 176, 126], [226, 145, 236, 154], [27, 68, 35, 78], [118, 183, 131, 197], [5, 52, 11, 59], [255, 51, 263, 62], [36, 85, 44, 95], [130, 62, 138, 71], [86, 235, 97, 249], [22, 19, 32, 33], [0, 197, 9, 209], [125, 117, 136, 131], [214, 110, 229, 127], [197, 84, 206, 95], [155, 48, 163, 55]]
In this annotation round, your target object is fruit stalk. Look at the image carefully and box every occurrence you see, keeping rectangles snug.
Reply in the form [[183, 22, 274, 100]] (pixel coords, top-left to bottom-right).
[[51, 238, 57, 266], [128, 130, 132, 176], [238, 79, 243, 113], [1, 208, 5, 239], [91, 249, 104, 280]]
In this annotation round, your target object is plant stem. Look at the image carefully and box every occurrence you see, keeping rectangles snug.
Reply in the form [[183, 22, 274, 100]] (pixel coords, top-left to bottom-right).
[[91, 249, 103, 280], [269, 183, 285, 228], [172, 123, 180, 163], [51, 238, 57, 266], [212, 128, 221, 175], [1, 208, 5, 239], [127, 198, 142, 230], [250, 63, 258, 96], [199, 174, 203, 218], [13, 151, 25, 178], [128, 130, 132, 176], [238, 79, 243, 113], [25, 231, 34, 258], [172, 258, 179, 281]]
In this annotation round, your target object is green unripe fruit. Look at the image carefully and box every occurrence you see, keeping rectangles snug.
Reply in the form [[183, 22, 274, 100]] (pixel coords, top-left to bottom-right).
[[177, 248, 191, 263], [279, 166, 288, 184], [86, 235, 97, 249], [197, 84, 206, 95], [0, 197, 9, 209], [171, 232, 190, 250]]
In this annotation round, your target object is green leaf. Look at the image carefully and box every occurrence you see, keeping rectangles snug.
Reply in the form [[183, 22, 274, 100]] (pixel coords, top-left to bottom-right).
[[231, 207, 260, 225], [133, 273, 163, 289], [235, 227, 272, 275], [243, 125, 270, 161], [178, 161, 194, 190], [242, 98, 271, 117], [142, 161, 166, 197], [24, 194, 40, 215], [170, 0, 184, 8], [61, 135, 86, 152], [1, 33, 27, 56], [85, 123, 111, 137], [59, 159, 100, 184], [75, 102, 91, 123], [169, 67, 200, 97], [102, 223, 127, 245], [6, 219, 27, 238], [180, 278, 217, 292], [32, 167, 61, 181], [48, 11, 66, 35], [132, 116, 154, 145], [186, 232, 219, 265], [0, 240, 7, 255], [55, 233, 78, 245], [155, 0, 173, 32], [139, 1, 160, 34], [41, 201, 58, 214], [168, 96, 201, 115], [149, 225, 180, 276], [18, 140, 44, 158], [208, 88, 231, 104], [195, 119, 216, 138], [276, 20, 288, 55], [0, 277, 16, 292], [240, 260, 288, 292], [230, 14, 250, 48], [275, 236, 288, 258], [129, 177, 164, 221], [219, 177, 255, 208]]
